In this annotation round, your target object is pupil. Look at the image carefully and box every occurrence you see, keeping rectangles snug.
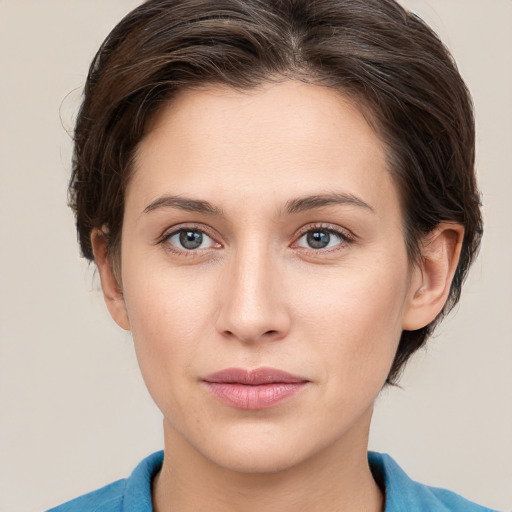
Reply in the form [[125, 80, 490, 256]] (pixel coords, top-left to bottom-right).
[[307, 231, 330, 249], [180, 230, 203, 249]]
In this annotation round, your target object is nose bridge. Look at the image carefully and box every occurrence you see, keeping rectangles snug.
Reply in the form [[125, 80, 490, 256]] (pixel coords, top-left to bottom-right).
[[216, 235, 290, 343]]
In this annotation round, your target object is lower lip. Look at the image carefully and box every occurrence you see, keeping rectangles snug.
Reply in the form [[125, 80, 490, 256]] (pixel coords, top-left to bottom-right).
[[204, 382, 307, 410]]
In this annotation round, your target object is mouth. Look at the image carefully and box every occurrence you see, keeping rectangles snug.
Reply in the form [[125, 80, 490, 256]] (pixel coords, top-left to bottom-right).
[[202, 367, 310, 410]]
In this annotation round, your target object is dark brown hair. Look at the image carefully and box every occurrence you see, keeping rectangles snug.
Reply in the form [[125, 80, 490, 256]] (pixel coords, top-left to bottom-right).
[[70, 0, 482, 384]]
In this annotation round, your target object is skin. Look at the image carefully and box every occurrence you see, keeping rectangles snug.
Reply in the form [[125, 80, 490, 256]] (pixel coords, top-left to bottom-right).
[[92, 81, 463, 512]]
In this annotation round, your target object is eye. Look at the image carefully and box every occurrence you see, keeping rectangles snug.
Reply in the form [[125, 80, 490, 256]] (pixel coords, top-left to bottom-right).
[[165, 229, 217, 251], [295, 228, 348, 250]]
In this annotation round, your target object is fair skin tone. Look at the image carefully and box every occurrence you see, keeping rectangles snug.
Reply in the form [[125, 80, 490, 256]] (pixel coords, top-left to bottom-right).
[[92, 81, 463, 512]]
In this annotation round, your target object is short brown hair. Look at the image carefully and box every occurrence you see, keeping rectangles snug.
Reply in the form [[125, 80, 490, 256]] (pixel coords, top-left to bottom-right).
[[70, 0, 482, 384]]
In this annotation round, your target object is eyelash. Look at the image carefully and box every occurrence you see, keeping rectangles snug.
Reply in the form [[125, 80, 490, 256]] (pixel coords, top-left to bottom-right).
[[293, 224, 355, 253], [158, 223, 355, 257], [158, 224, 220, 257]]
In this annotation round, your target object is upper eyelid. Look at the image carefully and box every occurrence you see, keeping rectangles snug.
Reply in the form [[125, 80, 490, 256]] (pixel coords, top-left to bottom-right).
[[157, 222, 355, 247], [159, 227, 220, 256], [295, 231, 347, 248], [290, 227, 355, 256], [294, 223, 355, 241], [159, 223, 218, 242]]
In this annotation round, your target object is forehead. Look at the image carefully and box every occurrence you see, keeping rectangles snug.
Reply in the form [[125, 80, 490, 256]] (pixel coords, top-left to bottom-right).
[[129, 81, 398, 218]]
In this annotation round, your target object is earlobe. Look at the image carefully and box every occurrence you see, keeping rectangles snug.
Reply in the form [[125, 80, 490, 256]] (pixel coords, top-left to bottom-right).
[[402, 223, 464, 331], [90, 228, 131, 331]]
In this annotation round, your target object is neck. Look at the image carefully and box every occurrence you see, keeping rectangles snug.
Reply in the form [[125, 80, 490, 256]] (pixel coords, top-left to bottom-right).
[[152, 408, 383, 512]]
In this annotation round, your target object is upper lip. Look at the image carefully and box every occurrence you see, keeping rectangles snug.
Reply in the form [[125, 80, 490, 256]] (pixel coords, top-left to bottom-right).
[[203, 367, 309, 385]]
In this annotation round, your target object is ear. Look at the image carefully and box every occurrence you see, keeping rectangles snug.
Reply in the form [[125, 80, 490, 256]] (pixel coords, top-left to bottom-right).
[[402, 223, 464, 331], [91, 228, 131, 331]]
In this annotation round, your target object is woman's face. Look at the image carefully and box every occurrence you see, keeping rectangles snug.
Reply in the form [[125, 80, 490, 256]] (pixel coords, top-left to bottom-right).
[[116, 81, 419, 472]]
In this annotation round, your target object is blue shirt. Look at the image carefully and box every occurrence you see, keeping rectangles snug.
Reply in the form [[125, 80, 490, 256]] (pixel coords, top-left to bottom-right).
[[47, 451, 500, 511]]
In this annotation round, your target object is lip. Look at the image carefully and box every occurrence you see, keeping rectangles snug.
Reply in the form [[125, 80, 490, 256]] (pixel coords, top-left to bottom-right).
[[202, 367, 309, 410]]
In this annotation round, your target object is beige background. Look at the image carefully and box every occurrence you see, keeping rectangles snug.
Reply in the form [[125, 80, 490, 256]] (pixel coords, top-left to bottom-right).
[[0, 1, 510, 511]]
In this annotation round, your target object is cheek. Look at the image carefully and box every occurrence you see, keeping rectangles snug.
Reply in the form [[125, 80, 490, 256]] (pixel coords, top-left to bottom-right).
[[124, 242, 213, 317], [291, 258, 409, 383], [122, 276, 220, 441], [121, 262, 219, 391]]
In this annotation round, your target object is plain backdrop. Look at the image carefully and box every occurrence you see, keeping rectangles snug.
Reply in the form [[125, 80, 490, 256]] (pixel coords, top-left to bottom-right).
[[0, 1, 511, 511]]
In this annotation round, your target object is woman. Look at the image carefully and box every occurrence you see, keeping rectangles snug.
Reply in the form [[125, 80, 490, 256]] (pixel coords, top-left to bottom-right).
[[47, 0, 499, 510]]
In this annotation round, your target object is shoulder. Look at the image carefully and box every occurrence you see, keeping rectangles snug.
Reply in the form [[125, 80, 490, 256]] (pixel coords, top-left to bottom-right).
[[46, 451, 164, 512], [45, 480, 126, 512], [368, 452, 501, 512]]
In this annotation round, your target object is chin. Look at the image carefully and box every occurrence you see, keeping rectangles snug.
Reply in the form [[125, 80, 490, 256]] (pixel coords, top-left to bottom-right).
[[209, 445, 308, 474], [191, 424, 330, 475]]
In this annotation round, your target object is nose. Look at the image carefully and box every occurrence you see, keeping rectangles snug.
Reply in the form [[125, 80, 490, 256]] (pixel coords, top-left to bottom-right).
[[215, 244, 292, 344]]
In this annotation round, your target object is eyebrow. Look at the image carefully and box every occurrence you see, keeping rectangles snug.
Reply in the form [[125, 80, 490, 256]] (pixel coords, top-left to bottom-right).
[[143, 195, 223, 216], [284, 193, 375, 215], [142, 192, 374, 217]]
